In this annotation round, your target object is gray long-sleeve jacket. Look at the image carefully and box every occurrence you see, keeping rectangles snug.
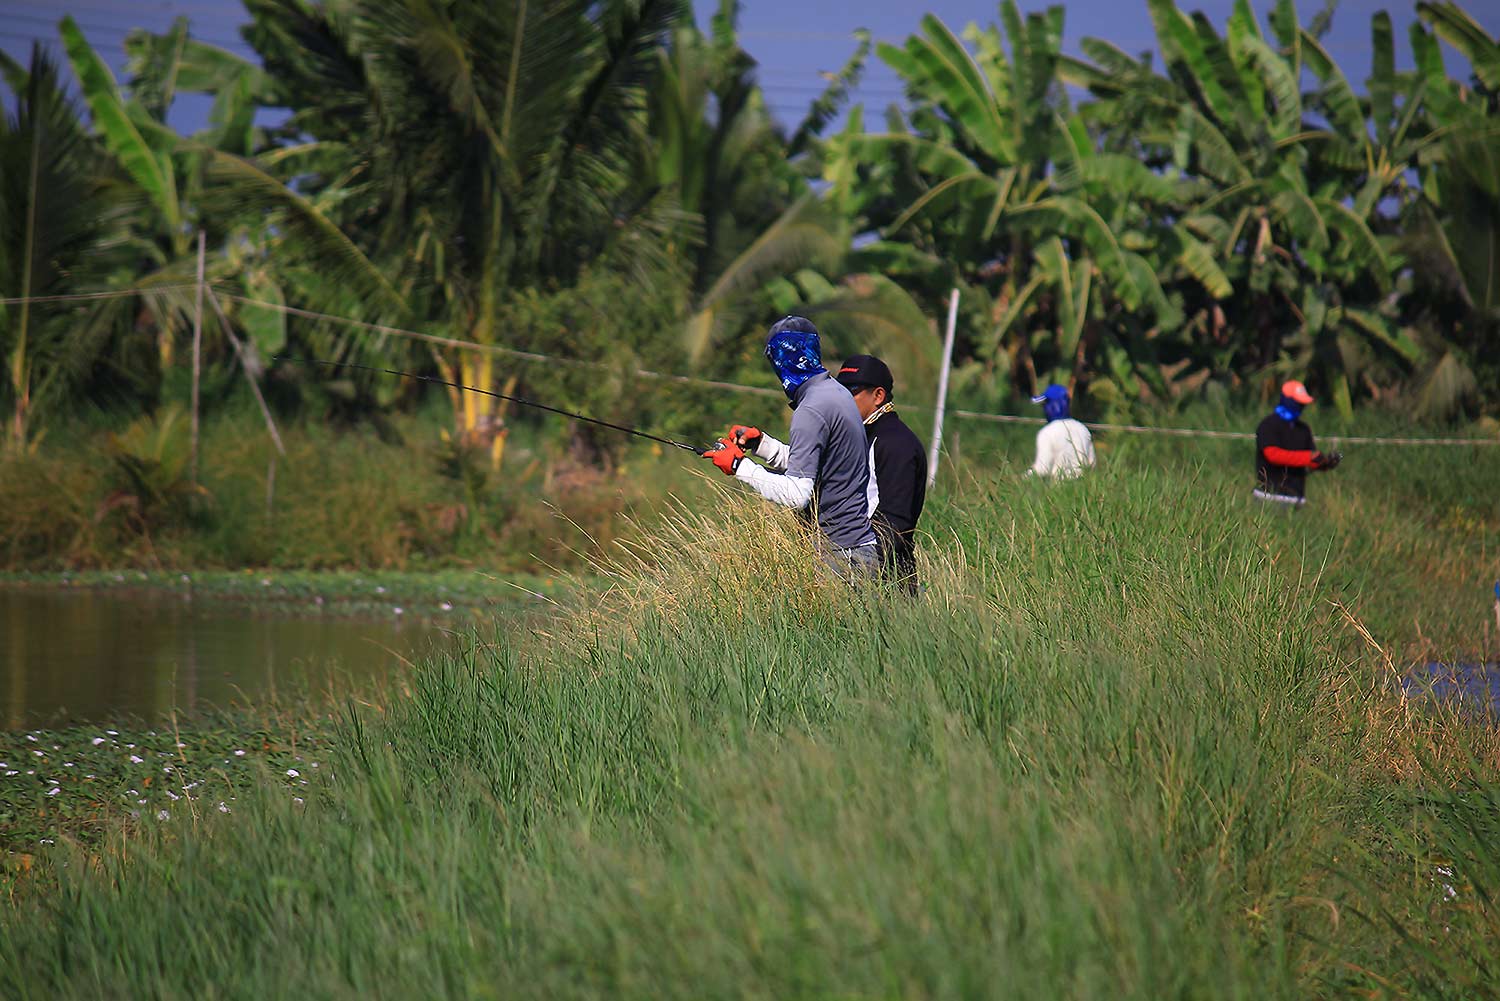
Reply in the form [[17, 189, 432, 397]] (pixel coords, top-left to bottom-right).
[[733, 372, 876, 550]]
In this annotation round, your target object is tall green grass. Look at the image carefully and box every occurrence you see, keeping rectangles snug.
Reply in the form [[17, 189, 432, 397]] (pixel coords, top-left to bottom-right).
[[2, 464, 1496, 997]]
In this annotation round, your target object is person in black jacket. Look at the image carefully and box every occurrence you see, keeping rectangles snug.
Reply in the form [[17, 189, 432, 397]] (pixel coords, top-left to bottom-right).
[[1253, 379, 1342, 505], [834, 354, 927, 592]]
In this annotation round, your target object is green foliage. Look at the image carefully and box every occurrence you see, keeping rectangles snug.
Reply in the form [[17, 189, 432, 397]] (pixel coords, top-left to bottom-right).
[[4, 0, 1500, 457], [0, 407, 717, 572], [0, 47, 142, 440], [830, 0, 1499, 417], [100, 405, 207, 534]]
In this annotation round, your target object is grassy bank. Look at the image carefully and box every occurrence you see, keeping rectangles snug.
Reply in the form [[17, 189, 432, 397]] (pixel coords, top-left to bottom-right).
[[1, 460, 1497, 997], [5, 402, 1494, 587], [0, 406, 719, 573]]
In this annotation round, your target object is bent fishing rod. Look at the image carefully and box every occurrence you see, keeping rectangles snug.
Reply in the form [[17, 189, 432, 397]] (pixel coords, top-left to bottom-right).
[[285, 357, 714, 456]]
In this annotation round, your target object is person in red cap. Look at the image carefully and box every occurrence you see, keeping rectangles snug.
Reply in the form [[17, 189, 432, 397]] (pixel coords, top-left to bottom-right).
[[1253, 380, 1342, 505]]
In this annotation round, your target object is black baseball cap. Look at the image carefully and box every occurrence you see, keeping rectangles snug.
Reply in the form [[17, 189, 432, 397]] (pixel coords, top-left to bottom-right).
[[835, 354, 893, 393]]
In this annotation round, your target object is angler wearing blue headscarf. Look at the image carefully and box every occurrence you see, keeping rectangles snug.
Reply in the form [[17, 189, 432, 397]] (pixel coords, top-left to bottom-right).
[[1028, 383, 1095, 478], [704, 316, 878, 574]]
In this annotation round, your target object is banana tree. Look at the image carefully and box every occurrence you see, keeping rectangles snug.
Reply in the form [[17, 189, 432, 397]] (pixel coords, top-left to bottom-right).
[[1398, 4, 1500, 416], [1064, 0, 1418, 414], [824, 2, 1187, 404]]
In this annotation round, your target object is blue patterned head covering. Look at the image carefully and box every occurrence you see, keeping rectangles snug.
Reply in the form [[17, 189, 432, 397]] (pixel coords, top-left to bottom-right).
[[1031, 383, 1070, 422], [764, 316, 825, 402]]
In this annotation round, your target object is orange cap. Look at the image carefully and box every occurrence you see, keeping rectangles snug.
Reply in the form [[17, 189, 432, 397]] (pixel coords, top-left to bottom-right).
[[1281, 380, 1314, 405]]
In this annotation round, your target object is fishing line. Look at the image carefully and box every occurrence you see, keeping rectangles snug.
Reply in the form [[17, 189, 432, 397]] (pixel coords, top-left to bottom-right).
[[286, 357, 711, 455]]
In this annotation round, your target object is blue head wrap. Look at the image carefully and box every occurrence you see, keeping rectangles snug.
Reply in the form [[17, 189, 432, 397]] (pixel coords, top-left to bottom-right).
[[1274, 395, 1304, 422], [764, 316, 825, 402], [1031, 383, 1070, 422]]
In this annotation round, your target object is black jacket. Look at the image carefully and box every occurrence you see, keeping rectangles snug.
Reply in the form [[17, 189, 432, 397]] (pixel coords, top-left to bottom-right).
[[866, 410, 927, 585]]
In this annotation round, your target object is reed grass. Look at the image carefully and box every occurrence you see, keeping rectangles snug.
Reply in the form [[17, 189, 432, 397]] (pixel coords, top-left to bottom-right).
[[2, 453, 1497, 997]]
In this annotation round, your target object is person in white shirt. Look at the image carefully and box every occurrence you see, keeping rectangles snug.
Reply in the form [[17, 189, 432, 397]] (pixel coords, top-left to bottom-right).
[[1027, 383, 1095, 479]]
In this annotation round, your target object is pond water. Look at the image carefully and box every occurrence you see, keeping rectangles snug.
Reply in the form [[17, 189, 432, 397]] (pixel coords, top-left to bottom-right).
[[0, 586, 458, 725], [1401, 662, 1500, 721]]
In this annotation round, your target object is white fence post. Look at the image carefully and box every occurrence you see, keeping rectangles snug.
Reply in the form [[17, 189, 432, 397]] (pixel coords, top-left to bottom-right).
[[927, 288, 960, 488], [189, 229, 205, 484]]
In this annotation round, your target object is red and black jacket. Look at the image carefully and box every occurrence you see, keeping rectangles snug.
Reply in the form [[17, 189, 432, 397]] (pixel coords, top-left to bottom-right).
[[1254, 413, 1317, 497]]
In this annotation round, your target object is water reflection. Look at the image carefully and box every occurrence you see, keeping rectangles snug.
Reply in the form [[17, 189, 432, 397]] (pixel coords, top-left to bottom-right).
[[0, 587, 453, 725]]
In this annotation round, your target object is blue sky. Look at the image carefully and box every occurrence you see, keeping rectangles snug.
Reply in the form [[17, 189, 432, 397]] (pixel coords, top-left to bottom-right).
[[3, 0, 1496, 134]]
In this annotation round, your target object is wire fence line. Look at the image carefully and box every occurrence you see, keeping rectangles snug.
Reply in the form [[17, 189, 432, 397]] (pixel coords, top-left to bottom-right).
[[5, 284, 1498, 447], [0, 284, 201, 305], [216, 293, 788, 399], [951, 411, 1500, 446]]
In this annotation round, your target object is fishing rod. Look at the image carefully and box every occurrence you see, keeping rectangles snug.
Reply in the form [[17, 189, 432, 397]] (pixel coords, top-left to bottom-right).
[[287, 357, 713, 455]]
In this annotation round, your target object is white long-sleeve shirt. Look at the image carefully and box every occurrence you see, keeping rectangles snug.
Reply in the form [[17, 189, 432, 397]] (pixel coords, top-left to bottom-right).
[[734, 432, 815, 508], [1029, 418, 1095, 478]]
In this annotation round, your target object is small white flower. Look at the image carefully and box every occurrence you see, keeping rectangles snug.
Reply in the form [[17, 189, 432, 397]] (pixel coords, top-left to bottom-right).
[[64, 762, 75, 768], [234, 750, 246, 757], [106, 730, 119, 736], [176, 742, 186, 749], [91, 737, 106, 746], [393, 606, 404, 615], [440, 601, 453, 611], [166, 790, 180, 801], [217, 803, 231, 814], [33, 750, 44, 757], [180, 574, 191, 583], [46, 787, 60, 797], [137, 798, 147, 805], [157, 810, 170, 820], [48, 777, 59, 785], [292, 797, 304, 806], [4, 771, 19, 778], [286, 768, 300, 778], [129, 755, 144, 764], [375, 585, 386, 594], [39, 838, 54, 845], [310, 762, 319, 769], [24, 734, 36, 742]]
